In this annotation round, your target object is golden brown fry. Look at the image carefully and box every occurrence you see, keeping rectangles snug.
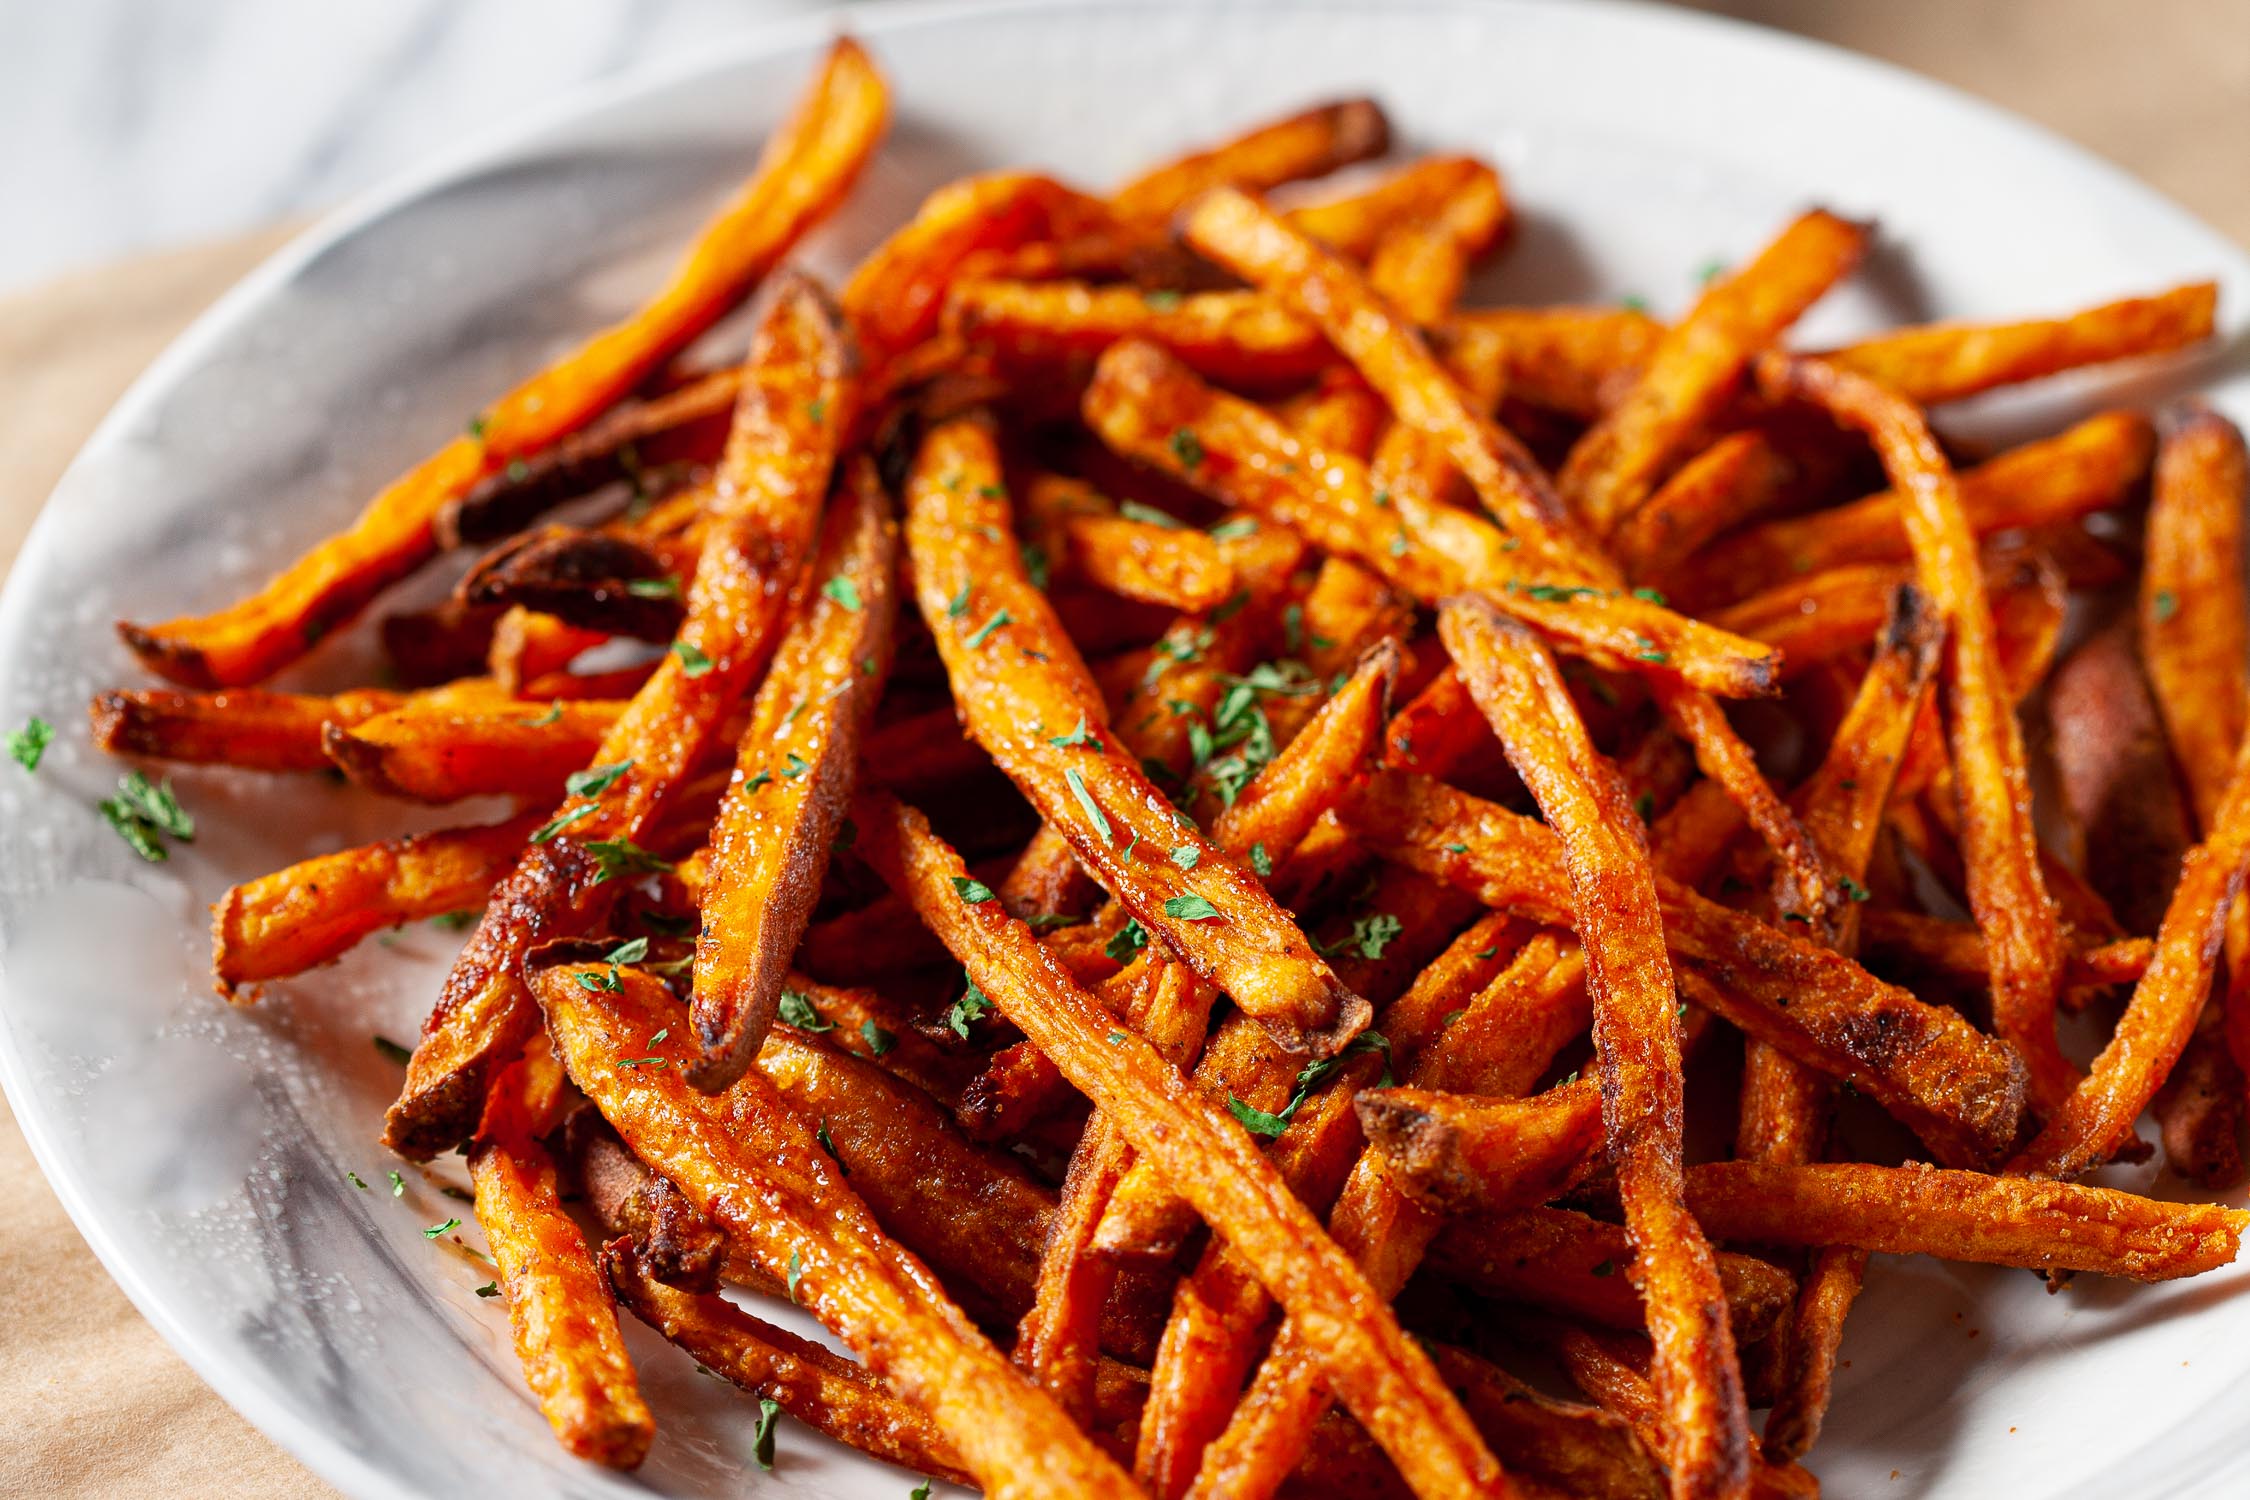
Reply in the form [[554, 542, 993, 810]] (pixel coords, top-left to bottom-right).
[[323, 696, 628, 803], [90, 684, 408, 771], [1083, 339, 1781, 700], [488, 606, 611, 693], [530, 958, 1141, 1498], [386, 277, 850, 1158], [1364, 160, 1509, 325], [119, 39, 886, 687], [1282, 155, 1491, 261], [1430, 1209, 1797, 1347], [1437, 593, 1749, 1500], [1557, 210, 1868, 533], [1022, 474, 1240, 613], [1339, 769, 2029, 1165], [211, 811, 543, 996], [1110, 98, 1389, 223], [604, 1242, 974, 1484], [1423, 1342, 1665, 1500], [471, 1043, 653, 1469], [853, 789, 1506, 1498], [1609, 431, 1790, 583], [456, 526, 686, 641], [1682, 410, 2154, 607], [1352, 1081, 1605, 1214], [1685, 1161, 2247, 1279], [1760, 352, 2069, 1108], [689, 460, 897, 1090], [2013, 725, 2250, 1176], [947, 281, 1333, 386], [1442, 306, 1666, 420], [1818, 282, 2218, 404], [905, 414, 1368, 1055]]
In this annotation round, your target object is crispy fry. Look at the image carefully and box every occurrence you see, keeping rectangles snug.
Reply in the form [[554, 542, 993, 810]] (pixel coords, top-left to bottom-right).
[[471, 1043, 653, 1468], [1438, 594, 1750, 1500], [905, 413, 1368, 1055], [1424, 1341, 1665, 1500], [323, 696, 630, 803], [457, 526, 686, 641], [1557, 210, 1868, 533], [689, 461, 897, 1090], [854, 789, 1506, 1498], [1430, 1209, 1797, 1347], [1084, 339, 1782, 699], [1442, 307, 1666, 420], [1818, 282, 2217, 404], [1686, 1161, 2247, 1278], [211, 811, 544, 996], [119, 40, 886, 687], [1609, 431, 1791, 584], [948, 282, 1333, 387], [1760, 352, 2069, 1108], [436, 364, 743, 547], [1682, 410, 2154, 607], [1363, 160, 1509, 325], [386, 278, 850, 1158], [1022, 474, 1240, 612], [605, 1242, 974, 1484], [2048, 622, 2197, 935], [1352, 1081, 1605, 1213], [1282, 155, 1491, 261], [2013, 725, 2250, 1176], [488, 606, 611, 692], [1339, 769, 2029, 1165], [90, 684, 408, 771], [531, 957, 1140, 1497], [1111, 98, 1389, 223]]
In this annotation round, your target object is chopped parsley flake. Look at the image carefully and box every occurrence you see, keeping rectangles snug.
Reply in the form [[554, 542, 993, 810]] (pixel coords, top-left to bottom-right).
[[947, 582, 971, 618], [1169, 844, 1200, 870], [1248, 842, 1272, 877], [822, 574, 862, 611], [6, 716, 51, 772], [374, 1035, 413, 1067], [529, 803, 597, 844], [1169, 427, 1206, 470], [949, 976, 993, 1038], [778, 989, 833, 1033], [566, 760, 632, 798], [1210, 517, 1259, 541], [965, 609, 1011, 648], [584, 839, 673, 884], [787, 1249, 804, 1303], [1143, 289, 1184, 312], [475, 1281, 500, 1299], [754, 1397, 782, 1470], [1163, 893, 1220, 921], [1049, 714, 1103, 750], [2154, 589, 2179, 623], [671, 640, 715, 677], [951, 875, 997, 905], [1065, 765, 1112, 844], [389, 1171, 406, 1198], [1106, 918, 1150, 963], [1119, 499, 1183, 530], [859, 1019, 895, 1056], [346, 1171, 368, 1190], [424, 1218, 460, 1239]]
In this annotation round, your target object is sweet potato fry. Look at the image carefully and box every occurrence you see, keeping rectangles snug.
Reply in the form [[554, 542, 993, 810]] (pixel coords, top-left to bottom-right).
[[386, 277, 850, 1158], [1442, 306, 1666, 421], [457, 526, 686, 641], [1352, 1081, 1605, 1214], [948, 281, 1333, 387], [1338, 769, 2029, 1166], [323, 696, 629, 803], [1110, 98, 1389, 223], [1423, 1341, 1665, 1500], [1609, 431, 1791, 584], [1083, 339, 1781, 699], [689, 460, 897, 1091], [119, 39, 886, 687], [471, 1043, 653, 1468], [605, 1242, 973, 1483], [531, 956, 1140, 1497], [435, 364, 744, 547], [2013, 725, 2250, 1177], [1817, 282, 2217, 404], [488, 606, 611, 692], [2048, 622, 2197, 935], [211, 811, 544, 996], [1282, 155, 1491, 261], [1363, 160, 1509, 325], [1685, 1161, 2247, 1279], [1021, 474, 1239, 612], [1430, 1208, 1797, 1347], [905, 413, 1367, 1055], [1557, 210, 1868, 534], [1437, 593, 1749, 1500], [1760, 352, 2069, 1108], [1681, 409, 2154, 608], [852, 789, 1506, 1498], [90, 684, 408, 771], [1414, 933, 1590, 1100]]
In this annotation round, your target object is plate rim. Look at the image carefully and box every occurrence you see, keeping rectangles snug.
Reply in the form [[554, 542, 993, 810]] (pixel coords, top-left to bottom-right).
[[3, 2, 2246, 1497]]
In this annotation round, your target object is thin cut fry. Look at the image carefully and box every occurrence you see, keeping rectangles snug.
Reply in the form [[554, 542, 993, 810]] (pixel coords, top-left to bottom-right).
[[1438, 594, 1750, 1500], [853, 789, 1506, 1498], [1110, 98, 1389, 223], [1351, 1081, 1606, 1213], [211, 811, 543, 996], [1442, 306, 1665, 420], [688, 460, 897, 1090], [90, 685, 408, 770], [1022, 474, 1239, 612], [530, 955, 1140, 1497], [947, 282, 1333, 387], [386, 277, 850, 1158], [471, 1040, 653, 1468], [1557, 210, 1868, 533], [1817, 282, 2217, 404], [905, 413, 1368, 1055], [119, 39, 887, 687], [1759, 352, 2069, 1107]]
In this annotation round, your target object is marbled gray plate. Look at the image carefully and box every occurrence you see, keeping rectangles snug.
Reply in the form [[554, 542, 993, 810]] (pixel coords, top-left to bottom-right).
[[3, 2, 2247, 1496]]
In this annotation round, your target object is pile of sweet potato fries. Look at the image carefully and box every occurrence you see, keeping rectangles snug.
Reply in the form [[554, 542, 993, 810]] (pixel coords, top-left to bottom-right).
[[78, 36, 2250, 1499]]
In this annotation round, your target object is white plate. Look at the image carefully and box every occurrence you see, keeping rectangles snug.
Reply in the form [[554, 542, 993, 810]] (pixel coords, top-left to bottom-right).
[[2, 2, 2246, 1496]]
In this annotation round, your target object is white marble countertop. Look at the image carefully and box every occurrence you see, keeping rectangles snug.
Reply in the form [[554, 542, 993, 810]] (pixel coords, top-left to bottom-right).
[[1, 0, 2241, 295]]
